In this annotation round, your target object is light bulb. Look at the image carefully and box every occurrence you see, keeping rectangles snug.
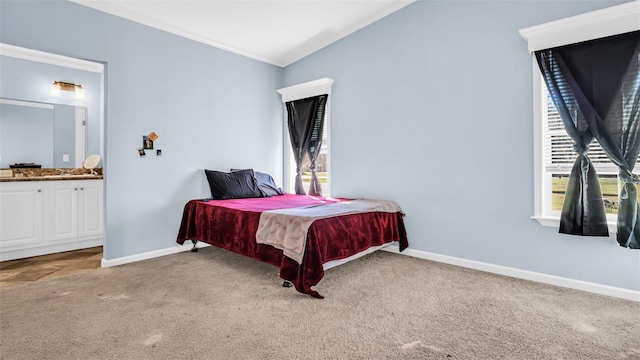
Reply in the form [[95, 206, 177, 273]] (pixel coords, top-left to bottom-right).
[[50, 82, 61, 96], [75, 85, 85, 99]]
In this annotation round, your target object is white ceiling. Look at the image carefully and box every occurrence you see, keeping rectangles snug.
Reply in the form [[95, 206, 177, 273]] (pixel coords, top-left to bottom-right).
[[71, 0, 415, 67]]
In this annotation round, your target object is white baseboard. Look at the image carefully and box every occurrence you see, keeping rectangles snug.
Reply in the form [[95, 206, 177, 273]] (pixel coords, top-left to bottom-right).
[[101, 242, 210, 268], [383, 246, 640, 302]]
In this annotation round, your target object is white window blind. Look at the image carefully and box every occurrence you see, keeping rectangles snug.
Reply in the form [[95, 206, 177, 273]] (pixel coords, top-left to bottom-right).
[[541, 81, 639, 174]]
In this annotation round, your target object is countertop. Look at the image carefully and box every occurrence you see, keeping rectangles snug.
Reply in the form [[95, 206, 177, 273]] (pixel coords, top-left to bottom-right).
[[0, 168, 104, 182], [0, 175, 103, 182]]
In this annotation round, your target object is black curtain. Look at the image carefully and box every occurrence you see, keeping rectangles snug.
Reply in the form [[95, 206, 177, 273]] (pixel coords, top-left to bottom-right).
[[285, 94, 328, 195], [535, 30, 640, 248]]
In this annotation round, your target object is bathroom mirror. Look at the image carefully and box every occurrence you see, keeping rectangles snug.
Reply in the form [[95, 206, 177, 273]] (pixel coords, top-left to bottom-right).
[[0, 98, 86, 168]]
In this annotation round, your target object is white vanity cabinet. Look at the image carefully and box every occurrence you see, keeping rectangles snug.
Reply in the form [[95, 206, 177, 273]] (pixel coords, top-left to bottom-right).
[[0, 179, 103, 261]]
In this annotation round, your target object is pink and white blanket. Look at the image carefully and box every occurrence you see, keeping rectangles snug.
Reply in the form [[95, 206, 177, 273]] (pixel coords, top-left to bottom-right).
[[256, 199, 403, 264]]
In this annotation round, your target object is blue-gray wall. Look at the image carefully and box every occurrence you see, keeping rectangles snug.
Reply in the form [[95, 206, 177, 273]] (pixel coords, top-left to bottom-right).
[[0, 0, 284, 260], [284, 0, 639, 291]]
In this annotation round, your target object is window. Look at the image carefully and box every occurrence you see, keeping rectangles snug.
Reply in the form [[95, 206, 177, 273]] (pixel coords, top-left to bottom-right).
[[277, 78, 334, 197], [286, 120, 330, 195], [540, 80, 640, 220], [520, 2, 640, 229]]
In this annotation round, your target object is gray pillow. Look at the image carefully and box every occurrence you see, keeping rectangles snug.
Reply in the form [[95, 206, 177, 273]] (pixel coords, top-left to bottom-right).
[[254, 171, 285, 196], [230, 169, 284, 197]]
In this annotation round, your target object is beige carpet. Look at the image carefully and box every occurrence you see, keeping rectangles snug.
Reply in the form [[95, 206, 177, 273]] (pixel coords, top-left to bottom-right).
[[0, 247, 638, 360]]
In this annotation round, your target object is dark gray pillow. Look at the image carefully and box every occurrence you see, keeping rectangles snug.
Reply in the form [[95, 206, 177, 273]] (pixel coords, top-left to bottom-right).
[[254, 171, 285, 196], [230, 169, 284, 197], [204, 169, 264, 200]]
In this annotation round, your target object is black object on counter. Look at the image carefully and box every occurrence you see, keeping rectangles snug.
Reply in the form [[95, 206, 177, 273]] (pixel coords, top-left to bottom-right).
[[9, 163, 42, 168]]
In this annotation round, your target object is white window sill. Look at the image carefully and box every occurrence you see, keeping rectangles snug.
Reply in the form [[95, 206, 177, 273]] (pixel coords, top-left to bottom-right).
[[531, 216, 617, 234]]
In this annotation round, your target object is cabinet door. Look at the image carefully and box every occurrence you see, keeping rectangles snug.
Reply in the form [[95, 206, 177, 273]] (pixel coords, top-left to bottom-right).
[[78, 180, 103, 238], [47, 181, 79, 241], [0, 182, 45, 249]]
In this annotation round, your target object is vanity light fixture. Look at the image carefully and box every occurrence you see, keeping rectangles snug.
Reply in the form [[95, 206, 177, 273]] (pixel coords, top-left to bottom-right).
[[50, 81, 84, 99]]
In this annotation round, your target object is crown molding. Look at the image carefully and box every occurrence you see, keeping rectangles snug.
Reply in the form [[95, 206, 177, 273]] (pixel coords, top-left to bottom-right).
[[70, 0, 278, 66], [519, 1, 640, 53], [0, 43, 104, 73]]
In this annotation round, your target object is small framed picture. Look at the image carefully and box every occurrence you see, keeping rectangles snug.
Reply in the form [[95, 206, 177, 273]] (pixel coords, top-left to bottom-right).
[[143, 135, 154, 150], [156, 149, 162, 156], [138, 148, 146, 157]]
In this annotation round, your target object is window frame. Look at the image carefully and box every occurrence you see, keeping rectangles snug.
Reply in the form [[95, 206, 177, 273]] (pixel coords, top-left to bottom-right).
[[520, 1, 639, 230]]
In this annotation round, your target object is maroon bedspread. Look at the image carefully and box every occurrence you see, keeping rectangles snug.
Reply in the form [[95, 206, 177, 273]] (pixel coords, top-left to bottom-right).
[[176, 194, 408, 298]]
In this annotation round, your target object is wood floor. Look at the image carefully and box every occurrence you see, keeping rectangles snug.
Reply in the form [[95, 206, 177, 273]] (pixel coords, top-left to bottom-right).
[[0, 247, 102, 288]]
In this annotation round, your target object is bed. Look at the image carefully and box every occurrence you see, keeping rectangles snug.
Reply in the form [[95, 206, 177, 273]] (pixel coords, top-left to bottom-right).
[[176, 193, 408, 298]]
